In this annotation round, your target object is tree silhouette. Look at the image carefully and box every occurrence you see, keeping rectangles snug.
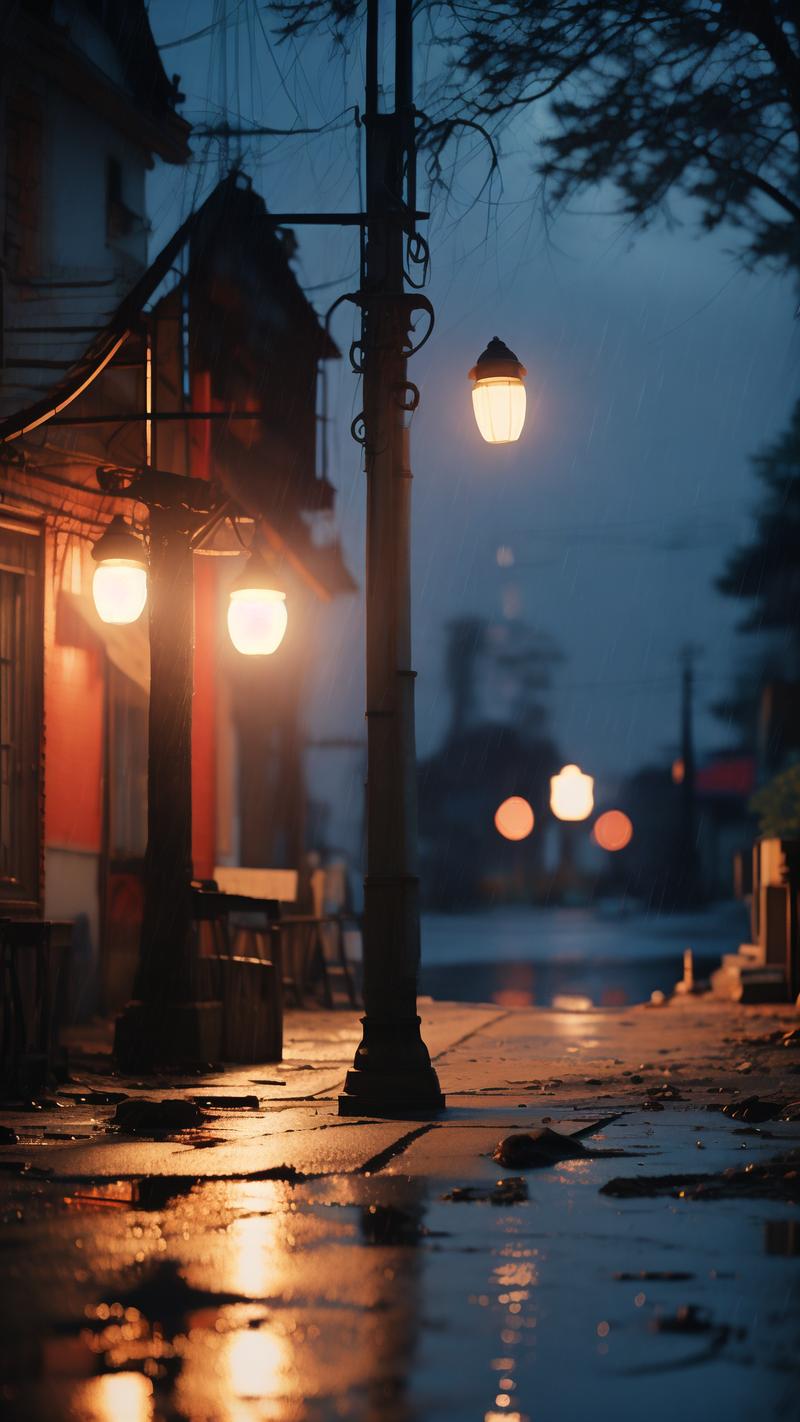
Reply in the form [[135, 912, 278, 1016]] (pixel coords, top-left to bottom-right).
[[276, 1, 800, 275], [717, 397, 800, 658]]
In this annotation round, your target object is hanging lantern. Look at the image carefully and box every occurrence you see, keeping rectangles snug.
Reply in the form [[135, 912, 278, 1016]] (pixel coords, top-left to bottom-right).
[[468, 337, 527, 444], [550, 764, 594, 822], [227, 551, 288, 656], [91, 516, 148, 625]]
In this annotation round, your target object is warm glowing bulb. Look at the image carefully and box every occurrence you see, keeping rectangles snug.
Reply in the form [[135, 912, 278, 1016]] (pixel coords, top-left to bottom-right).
[[593, 810, 633, 852], [227, 587, 287, 655], [471, 377, 527, 444], [92, 561, 148, 625], [550, 764, 594, 822], [494, 796, 535, 841]]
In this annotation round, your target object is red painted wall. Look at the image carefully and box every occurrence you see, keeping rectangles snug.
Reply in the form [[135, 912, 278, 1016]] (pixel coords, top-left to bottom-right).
[[190, 370, 217, 879], [44, 536, 104, 851], [192, 555, 218, 879]]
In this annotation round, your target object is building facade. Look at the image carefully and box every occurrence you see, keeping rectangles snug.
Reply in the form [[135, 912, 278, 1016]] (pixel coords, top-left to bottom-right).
[[0, 2, 353, 1018]]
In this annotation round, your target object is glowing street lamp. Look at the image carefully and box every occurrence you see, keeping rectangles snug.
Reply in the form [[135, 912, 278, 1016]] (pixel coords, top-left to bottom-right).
[[227, 551, 288, 656], [550, 764, 594, 822], [468, 337, 527, 445], [494, 795, 535, 841], [91, 515, 148, 625], [593, 809, 633, 852]]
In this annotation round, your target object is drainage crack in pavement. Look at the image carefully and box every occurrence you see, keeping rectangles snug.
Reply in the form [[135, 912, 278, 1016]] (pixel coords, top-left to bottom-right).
[[431, 1011, 512, 1060], [358, 1123, 439, 1174]]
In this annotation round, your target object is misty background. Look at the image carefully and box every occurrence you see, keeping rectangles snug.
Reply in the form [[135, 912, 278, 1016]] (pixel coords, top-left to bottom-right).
[[145, 0, 799, 860]]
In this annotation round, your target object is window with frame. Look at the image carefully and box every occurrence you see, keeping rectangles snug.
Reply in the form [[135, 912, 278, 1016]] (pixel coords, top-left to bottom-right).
[[0, 520, 43, 908]]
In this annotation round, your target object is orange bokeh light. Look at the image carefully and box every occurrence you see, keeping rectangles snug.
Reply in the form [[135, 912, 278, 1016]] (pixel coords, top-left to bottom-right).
[[593, 810, 633, 852], [494, 796, 535, 841]]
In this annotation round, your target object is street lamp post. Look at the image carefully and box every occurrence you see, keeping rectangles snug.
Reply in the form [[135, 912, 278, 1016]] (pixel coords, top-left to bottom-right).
[[98, 0, 445, 1098], [109, 486, 223, 1068], [339, 0, 443, 1114]]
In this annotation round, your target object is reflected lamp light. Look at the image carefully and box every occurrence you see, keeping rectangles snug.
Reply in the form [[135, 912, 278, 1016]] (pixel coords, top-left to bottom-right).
[[550, 764, 594, 822], [469, 337, 527, 445], [227, 551, 288, 656], [91, 516, 148, 625]]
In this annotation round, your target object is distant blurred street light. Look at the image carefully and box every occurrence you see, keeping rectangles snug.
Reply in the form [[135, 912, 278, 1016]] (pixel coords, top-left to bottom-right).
[[550, 764, 594, 821], [227, 550, 288, 656], [593, 809, 633, 852], [91, 515, 148, 624], [494, 795, 535, 841], [469, 337, 527, 444]]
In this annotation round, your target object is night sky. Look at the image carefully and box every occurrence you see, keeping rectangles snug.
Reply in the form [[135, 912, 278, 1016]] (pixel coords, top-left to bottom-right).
[[147, 1, 800, 849]]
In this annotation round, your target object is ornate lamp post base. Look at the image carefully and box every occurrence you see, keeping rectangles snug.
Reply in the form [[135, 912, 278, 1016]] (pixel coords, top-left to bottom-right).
[[338, 1016, 446, 1117]]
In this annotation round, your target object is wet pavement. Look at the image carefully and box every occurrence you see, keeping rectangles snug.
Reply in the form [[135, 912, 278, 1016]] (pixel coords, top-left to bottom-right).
[[1, 997, 799, 1420]]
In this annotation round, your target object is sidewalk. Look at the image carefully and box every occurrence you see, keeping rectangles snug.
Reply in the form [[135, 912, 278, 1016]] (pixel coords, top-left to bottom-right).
[[1, 995, 799, 1420]]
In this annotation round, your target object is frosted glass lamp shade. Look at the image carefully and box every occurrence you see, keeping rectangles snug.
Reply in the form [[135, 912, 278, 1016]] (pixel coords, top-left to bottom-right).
[[550, 764, 594, 822], [227, 584, 287, 655], [471, 378, 527, 444], [469, 337, 527, 444], [91, 516, 148, 624], [92, 561, 148, 624]]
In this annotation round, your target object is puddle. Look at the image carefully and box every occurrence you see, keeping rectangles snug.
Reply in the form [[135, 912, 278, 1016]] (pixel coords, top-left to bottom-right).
[[1, 1116, 799, 1420]]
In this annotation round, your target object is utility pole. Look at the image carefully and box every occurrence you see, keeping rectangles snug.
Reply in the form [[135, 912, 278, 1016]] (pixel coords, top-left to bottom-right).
[[339, 0, 444, 1114], [679, 643, 701, 906]]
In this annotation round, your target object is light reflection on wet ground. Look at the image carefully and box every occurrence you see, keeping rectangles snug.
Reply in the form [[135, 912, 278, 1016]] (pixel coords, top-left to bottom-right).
[[1, 1113, 799, 1421]]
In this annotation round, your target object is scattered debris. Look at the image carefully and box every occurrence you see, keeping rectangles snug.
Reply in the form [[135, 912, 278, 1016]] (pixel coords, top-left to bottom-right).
[[493, 1117, 626, 1169], [641, 1100, 665, 1112], [736, 1061, 754, 1074], [443, 1177, 529, 1205], [493, 1128, 589, 1168], [614, 1271, 694, 1282], [652, 1304, 736, 1337], [361, 1203, 431, 1242], [110, 1099, 207, 1135], [0, 1160, 52, 1177], [59, 1090, 129, 1106], [722, 1096, 782, 1123], [191, 1094, 260, 1110], [0, 1126, 19, 1144], [601, 1150, 800, 1202]]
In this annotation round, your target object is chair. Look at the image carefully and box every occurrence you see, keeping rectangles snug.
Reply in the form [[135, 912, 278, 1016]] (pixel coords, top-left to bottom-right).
[[311, 867, 361, 1008], [213, 866, 312, 1007], [0, 918, 73, 1094]]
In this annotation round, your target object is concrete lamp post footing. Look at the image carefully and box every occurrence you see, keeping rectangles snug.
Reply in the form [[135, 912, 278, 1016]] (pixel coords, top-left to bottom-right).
[[114, 999, 223, 1072]]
